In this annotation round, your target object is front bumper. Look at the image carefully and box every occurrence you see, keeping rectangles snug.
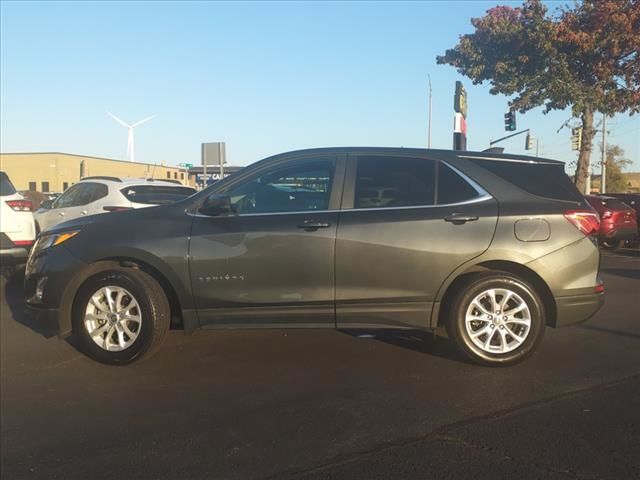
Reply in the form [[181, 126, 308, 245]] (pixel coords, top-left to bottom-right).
[[553, 291, 605, 327], [0, 247, 30, 266], [24, 245, 87, 338]]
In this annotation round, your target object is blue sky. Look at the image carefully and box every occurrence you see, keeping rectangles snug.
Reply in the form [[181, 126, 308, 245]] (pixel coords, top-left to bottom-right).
[[1, 0, 638, 172]]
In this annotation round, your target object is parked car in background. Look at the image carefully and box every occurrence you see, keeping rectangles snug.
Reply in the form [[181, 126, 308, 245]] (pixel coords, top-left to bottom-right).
[[604, 193, 640, 246], [0, 171, 36, 270], [585, 194, 638, 249], [26, 148, 605, 367], [34, 177, 196, 233]]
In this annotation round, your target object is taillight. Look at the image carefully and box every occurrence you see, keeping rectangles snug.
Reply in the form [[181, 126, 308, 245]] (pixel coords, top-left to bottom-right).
[[103, 206, 133, 212], [5, 200, 32, 212], [13, 240, 34, 247], [564, 210, 600, 236]]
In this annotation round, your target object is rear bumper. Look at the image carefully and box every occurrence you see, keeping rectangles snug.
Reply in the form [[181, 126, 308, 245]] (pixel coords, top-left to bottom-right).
[[553, 292, 604, 328], [601, 225, 638, 241]]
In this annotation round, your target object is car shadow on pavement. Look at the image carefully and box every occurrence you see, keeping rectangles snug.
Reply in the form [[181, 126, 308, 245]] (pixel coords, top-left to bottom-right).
[[3, 267, 58, 338], [578, 324, 640, 340], [340, 329, 469, 364], [600, 267, 640, 280]]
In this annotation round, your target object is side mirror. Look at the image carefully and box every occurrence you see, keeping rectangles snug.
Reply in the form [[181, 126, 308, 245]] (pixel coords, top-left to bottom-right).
[[40, 199, 53, 210], [199, 194, 234, 217]]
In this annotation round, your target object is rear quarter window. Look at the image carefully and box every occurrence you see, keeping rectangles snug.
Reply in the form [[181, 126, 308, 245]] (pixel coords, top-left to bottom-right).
[[0, 172, 17, 196], [469, 159, 583, 202], [121, 185, 196, 205]]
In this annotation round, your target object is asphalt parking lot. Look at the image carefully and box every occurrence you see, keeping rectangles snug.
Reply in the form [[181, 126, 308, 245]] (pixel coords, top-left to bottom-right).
[[1, 250, 639, 480]]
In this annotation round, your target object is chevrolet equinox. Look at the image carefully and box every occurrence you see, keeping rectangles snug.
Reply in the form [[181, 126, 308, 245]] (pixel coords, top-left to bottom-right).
[[25, 148, 604, 366]]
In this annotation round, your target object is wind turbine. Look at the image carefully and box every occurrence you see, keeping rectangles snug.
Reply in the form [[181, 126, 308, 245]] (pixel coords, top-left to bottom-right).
[[107, 112, 156, 162]]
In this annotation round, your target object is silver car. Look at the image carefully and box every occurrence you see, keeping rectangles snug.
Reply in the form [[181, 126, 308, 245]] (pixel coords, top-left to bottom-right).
[[34, 176, 196, 233]]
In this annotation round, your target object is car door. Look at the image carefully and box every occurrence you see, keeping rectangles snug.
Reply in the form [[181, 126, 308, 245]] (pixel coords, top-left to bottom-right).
[[36, 184, 81, 231], [189, 153, 346, 327], [335, 153, 498, 329]]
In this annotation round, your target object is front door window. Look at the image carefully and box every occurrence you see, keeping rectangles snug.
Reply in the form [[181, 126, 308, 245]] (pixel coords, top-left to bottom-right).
[[223, 159, 335, 214]]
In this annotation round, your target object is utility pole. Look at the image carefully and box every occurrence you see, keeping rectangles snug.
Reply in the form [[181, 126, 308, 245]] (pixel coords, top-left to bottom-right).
[[427, 75, 432, 148], [601, 115, 607, 194]]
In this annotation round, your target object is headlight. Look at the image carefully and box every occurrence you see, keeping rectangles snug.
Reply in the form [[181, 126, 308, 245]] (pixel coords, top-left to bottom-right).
[[34, 230, 80, 252]]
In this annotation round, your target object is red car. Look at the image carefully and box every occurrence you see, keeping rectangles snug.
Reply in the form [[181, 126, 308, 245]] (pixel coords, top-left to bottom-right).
[[585, 195, 638, 249]]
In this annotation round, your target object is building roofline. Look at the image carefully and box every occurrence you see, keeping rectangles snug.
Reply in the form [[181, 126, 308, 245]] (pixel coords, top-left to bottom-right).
[[0, 151, 182, 169]]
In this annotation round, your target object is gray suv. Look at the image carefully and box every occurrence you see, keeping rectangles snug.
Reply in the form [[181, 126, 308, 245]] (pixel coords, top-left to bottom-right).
[[25, 148, 604, 366]]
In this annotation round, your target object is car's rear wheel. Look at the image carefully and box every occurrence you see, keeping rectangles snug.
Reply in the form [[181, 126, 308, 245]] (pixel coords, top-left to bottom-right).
[[600, 239, 622, 250], [446, 273, 545, 366], [72, 267, 170, 365]]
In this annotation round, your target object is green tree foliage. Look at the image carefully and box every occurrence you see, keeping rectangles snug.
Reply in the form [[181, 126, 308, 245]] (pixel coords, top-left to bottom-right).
[[437, 0, 640, 193], [604, 144, 633, 193]]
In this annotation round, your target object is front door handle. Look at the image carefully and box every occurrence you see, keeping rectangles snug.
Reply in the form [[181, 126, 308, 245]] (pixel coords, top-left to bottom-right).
[[444, 214, 479, 225], [58, 212, 65, 217], [297, 221, 331, 231], [81, 210, 88, 215]]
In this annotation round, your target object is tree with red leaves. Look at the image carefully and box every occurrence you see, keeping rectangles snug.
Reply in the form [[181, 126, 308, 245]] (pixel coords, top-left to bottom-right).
[[437, 0, 639, 193]]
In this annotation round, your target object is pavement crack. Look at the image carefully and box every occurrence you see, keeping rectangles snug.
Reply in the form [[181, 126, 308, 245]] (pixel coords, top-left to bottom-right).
[[268, 373, 640, 480]]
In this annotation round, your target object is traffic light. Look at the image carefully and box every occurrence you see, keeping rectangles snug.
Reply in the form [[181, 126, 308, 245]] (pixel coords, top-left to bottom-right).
[[504, 111, 516, 131], [571, 127, 582, 151], [525, 132, 535, 150]]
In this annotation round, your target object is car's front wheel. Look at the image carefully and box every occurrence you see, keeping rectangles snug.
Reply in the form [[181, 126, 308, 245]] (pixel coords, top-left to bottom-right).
[[72, 267, 170, 365], [446, 273, 545, 366]]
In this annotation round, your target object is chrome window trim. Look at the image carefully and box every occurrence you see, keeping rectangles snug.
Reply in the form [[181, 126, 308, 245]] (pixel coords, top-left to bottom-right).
[[346, 194, 492, 213], [186, 209, 336, 219], [186, 194, 493, 218], [440, 161, 491, 198]]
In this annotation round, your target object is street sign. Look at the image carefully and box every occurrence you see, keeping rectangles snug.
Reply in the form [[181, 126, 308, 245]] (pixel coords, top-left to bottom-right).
[[178, 163, 193, 168]]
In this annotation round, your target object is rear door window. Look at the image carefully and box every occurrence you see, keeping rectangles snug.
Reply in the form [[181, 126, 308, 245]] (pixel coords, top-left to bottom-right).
[[437, 163, 482, 204], [121, 185, 196, 205], [354, 156, 435, 208], [468, 158, 583, 202], [0, 172, 16, 196]]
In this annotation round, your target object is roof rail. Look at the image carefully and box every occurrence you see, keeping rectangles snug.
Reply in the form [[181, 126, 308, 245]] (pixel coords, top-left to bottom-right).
[[80, 176, 122, 182], [151, 178, 182, 185]]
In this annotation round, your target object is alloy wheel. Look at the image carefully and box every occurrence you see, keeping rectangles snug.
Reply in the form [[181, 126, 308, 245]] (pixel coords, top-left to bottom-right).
[[84, 286, 142, 352], [464, 288, 532, 354]]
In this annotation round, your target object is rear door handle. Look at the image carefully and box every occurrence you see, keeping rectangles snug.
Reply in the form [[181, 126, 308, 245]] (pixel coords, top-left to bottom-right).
[[297, 221, 331, 231], [81, 210, 88, 215], [444, 214, 479, 225]]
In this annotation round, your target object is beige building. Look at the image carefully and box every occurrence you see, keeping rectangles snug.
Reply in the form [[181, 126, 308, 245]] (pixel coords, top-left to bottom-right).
[[0, 152, 190, 193]]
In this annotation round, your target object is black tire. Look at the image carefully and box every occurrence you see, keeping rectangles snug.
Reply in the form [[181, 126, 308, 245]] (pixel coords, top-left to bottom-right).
[[445, 272, 545, 367], [600, 240, 622, 250], [72, 267, 170, 365]]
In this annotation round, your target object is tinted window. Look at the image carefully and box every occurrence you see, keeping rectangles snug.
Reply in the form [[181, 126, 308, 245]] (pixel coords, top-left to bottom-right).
[[355, 156, 435, 208], [121, 185, 197, 205], [54, 183, 95, 208], [601, 198, 631, 210], [0, 172, 16, 196], [437, 163, 480, 204], [469, 158, 582, 202], [53, 184, 82, 208], [90, 184, 109, 202], [224, 158, 335, 214]]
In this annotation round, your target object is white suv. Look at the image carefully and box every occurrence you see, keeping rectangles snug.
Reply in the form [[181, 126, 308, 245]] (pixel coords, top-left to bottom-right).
[[0, 171, 36, 268], [34, 176, 196, 233]]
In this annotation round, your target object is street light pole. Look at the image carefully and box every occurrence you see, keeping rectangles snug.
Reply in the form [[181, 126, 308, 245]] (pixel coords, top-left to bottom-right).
[[428, 75, 432, 148]]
